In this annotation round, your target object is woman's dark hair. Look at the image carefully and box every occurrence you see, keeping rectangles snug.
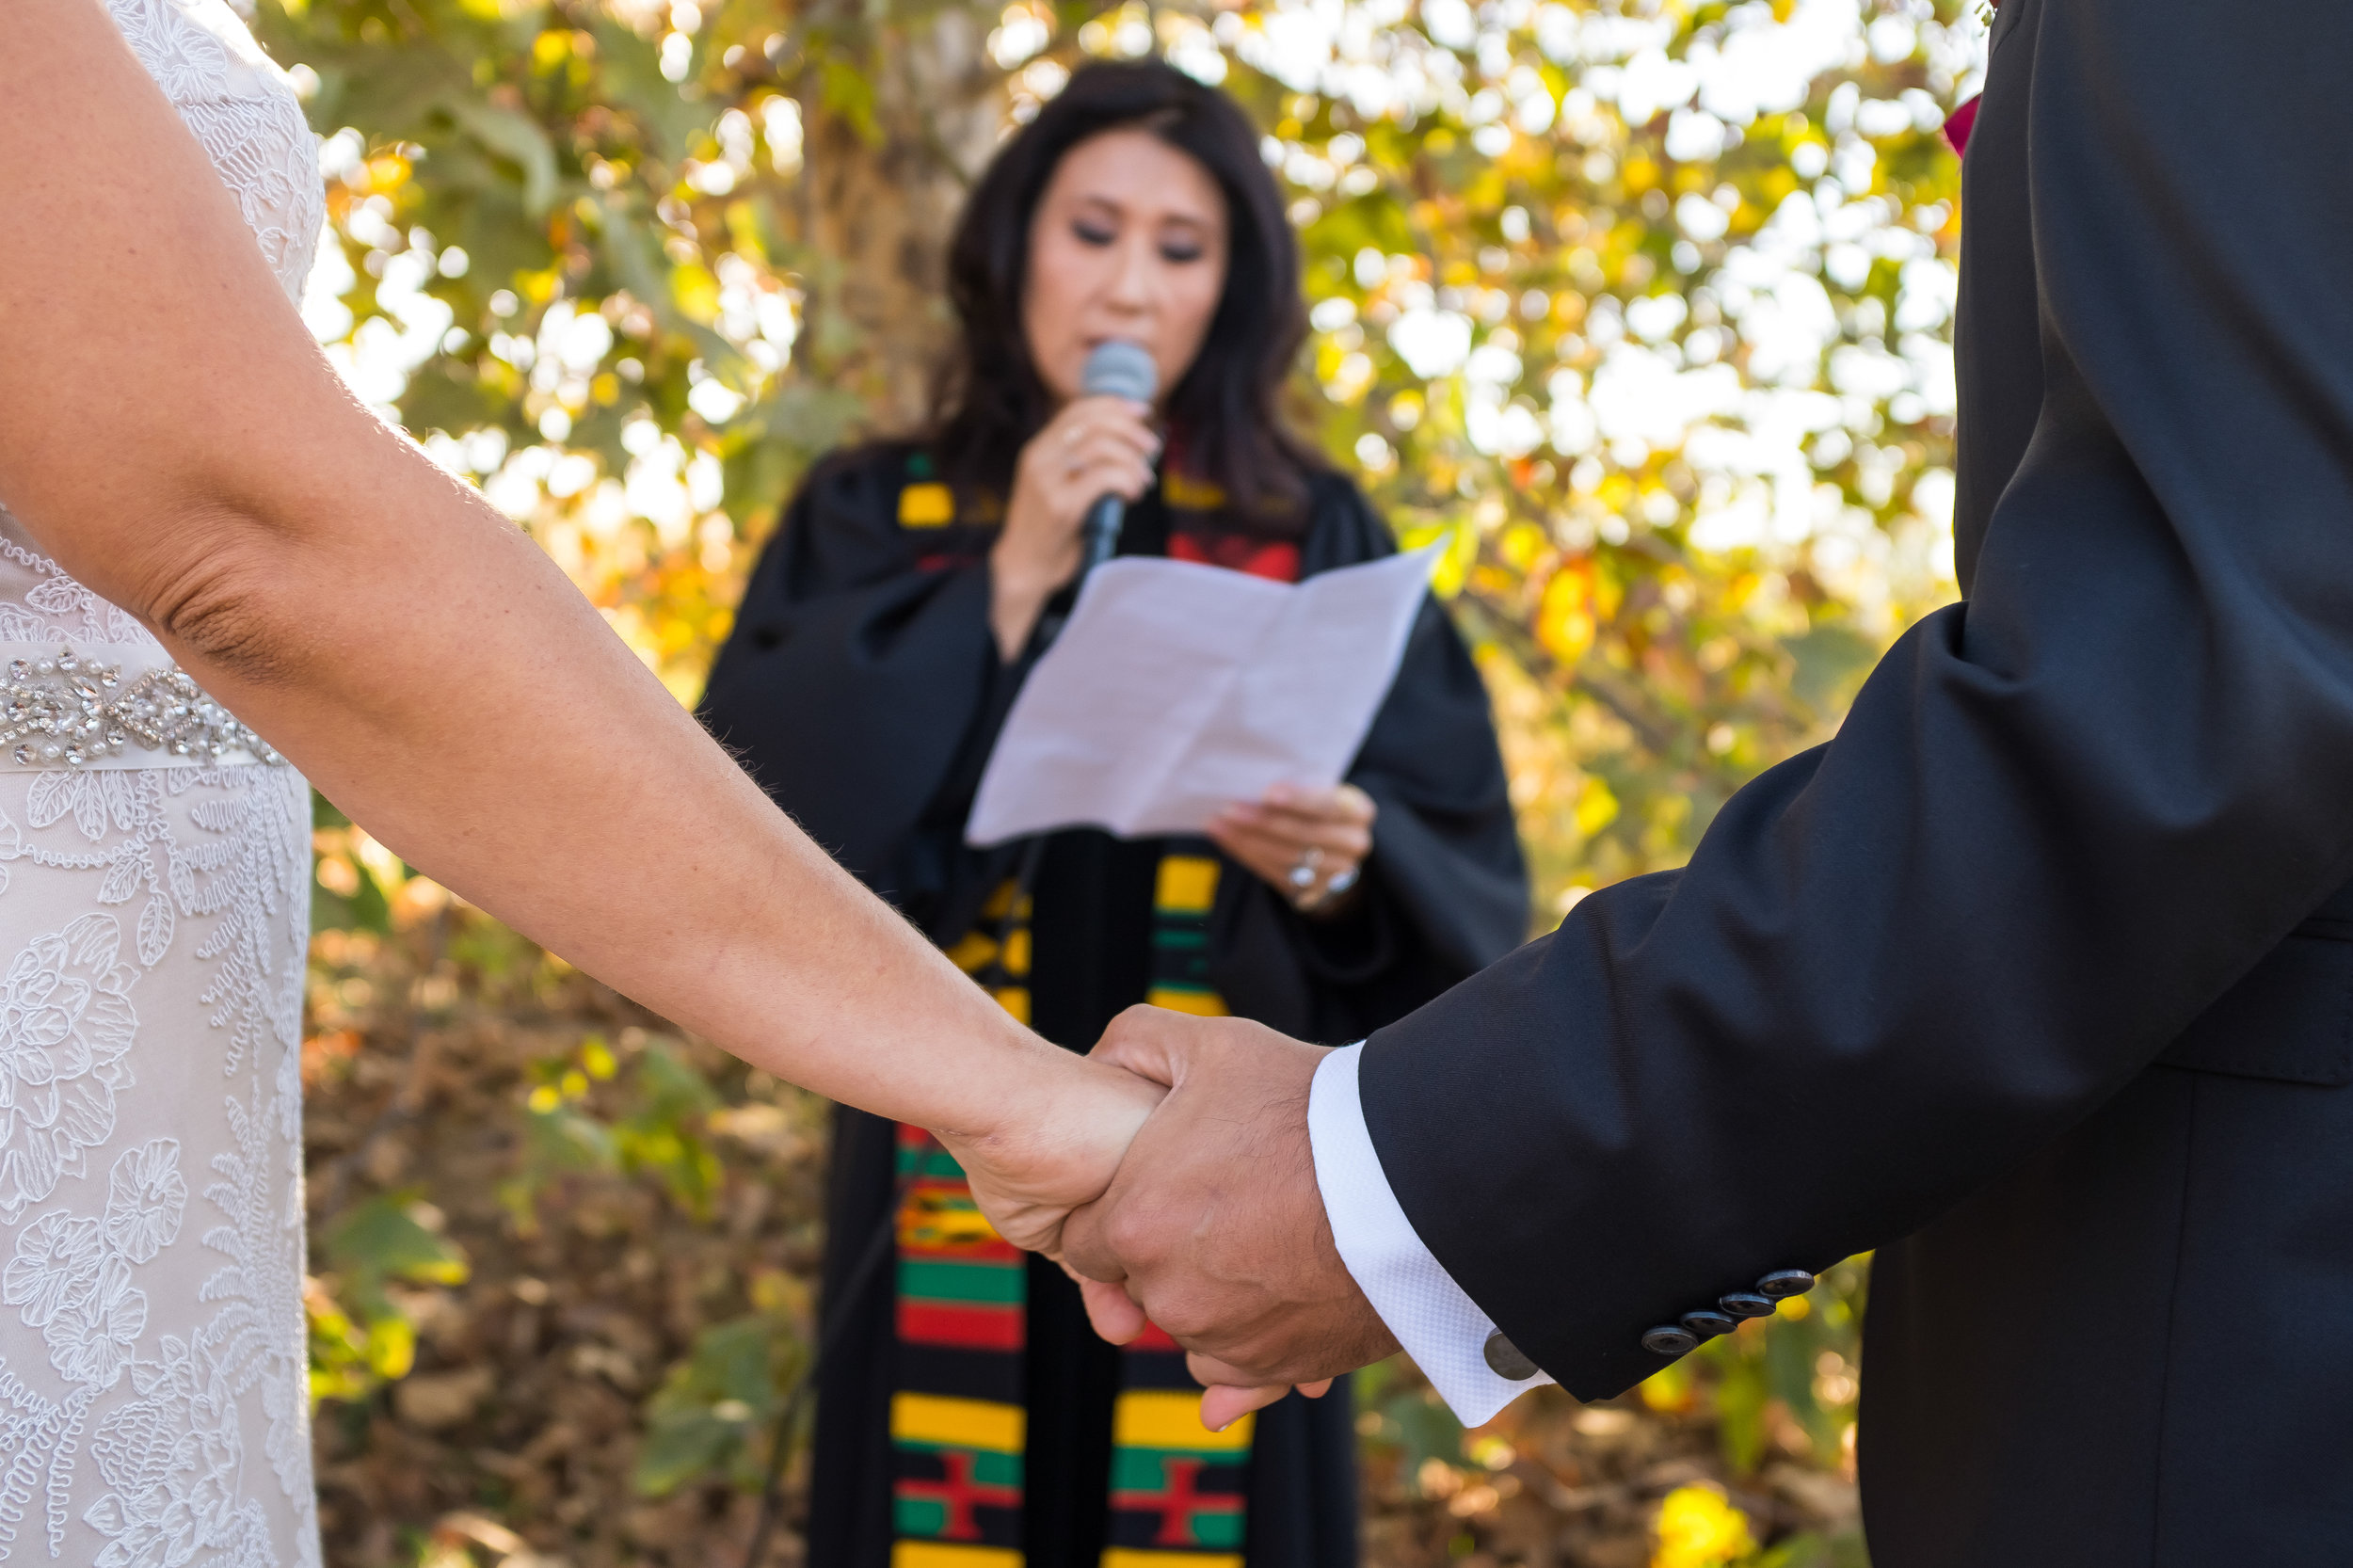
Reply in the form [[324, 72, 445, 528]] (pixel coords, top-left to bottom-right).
[[927, 59, 1324, 527]]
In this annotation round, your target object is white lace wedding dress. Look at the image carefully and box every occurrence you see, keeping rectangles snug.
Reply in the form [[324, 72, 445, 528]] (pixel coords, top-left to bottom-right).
[[0, 1, 322, 1562]]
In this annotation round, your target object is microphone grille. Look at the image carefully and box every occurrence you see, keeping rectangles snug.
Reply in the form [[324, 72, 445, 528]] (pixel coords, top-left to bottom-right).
[[1080, 340, 1160, 404]]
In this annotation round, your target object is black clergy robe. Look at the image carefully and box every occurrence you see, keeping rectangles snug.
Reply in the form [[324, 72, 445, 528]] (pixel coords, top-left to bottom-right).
[[698, 442, 1529, 1568]]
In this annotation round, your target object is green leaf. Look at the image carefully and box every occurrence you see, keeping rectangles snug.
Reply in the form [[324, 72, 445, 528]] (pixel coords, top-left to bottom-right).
[[444, 96, 563, 216], [634, 1314, 799, 1496], [326, 1193, 470, 1308]]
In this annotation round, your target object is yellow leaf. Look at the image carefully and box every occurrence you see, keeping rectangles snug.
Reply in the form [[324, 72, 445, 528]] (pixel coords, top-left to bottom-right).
[[1639, 1357, 1692, 1412], [1573, 775, 1620, 840], [1538, 565, 1595, 666], [367, 1316, 417, 1381], [1652, 1485, 1755, 1568], [671, 264, 720, 325], [1499, 521, 1548, 572]]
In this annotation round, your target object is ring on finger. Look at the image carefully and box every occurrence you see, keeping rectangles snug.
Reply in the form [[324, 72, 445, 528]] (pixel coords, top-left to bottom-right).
[[1294, 860, 1357, 912], [1287, 845, 1324, 889]]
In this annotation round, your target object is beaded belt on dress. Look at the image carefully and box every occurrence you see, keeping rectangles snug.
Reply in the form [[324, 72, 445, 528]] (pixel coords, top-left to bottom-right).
[[0, 643, 280, 770]]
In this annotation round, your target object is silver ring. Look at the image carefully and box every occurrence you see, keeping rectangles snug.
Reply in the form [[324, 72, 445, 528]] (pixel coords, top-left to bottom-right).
[[1293, 858, 1357, 914], [1288, 846, 1323, 888]]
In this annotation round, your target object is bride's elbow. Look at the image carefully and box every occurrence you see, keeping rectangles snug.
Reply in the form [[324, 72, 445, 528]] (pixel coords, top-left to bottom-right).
[[135, 504, 309, 686]]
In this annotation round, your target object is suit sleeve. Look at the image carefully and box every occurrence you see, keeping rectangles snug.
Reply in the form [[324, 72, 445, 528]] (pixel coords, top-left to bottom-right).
[[1360, 0, 2353, 1400]]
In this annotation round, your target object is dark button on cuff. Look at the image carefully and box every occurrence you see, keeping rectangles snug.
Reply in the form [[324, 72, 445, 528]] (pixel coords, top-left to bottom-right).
[[1482, 1330, 1540, 1380], [1679, 1308, 1737, 1339], [1641, 1325, 1699, 1357], [1757, 1270, 1816, 1298], [1719, 1292, 1775, 1319]]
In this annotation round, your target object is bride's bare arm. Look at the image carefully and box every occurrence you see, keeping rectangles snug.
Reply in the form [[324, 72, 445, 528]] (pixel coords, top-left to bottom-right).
[[0, 0, 1151, 1249]]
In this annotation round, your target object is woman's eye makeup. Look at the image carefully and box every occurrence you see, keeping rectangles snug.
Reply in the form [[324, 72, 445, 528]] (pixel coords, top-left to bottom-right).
[[1159, 241, 1205, 263], [1072, 219, 1116, 247]]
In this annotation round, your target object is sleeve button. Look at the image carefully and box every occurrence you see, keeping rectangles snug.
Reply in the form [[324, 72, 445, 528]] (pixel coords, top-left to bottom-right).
[[1483, 1330, 1540, 1380], [1757, 1270, 1816, 1298], [1679, 1308, 1737, 1339], [1719, 1292, 1776, 1319], [1641, 1325, 1700, 1356]]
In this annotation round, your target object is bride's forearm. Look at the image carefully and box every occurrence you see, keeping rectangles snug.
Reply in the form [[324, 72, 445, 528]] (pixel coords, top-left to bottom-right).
[[171, 459, 1086, 1144]]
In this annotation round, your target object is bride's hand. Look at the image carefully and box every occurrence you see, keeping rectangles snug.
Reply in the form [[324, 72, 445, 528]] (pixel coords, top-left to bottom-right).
[[936, 1053, 1166, 1258]]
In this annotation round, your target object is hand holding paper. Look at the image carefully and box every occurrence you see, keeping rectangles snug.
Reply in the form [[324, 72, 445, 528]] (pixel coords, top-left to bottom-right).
[[966, 546, 1439, 845]]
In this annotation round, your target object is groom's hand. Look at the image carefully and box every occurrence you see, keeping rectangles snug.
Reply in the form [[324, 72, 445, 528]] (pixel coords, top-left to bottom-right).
[[1060, 1008, 1400, 1398]]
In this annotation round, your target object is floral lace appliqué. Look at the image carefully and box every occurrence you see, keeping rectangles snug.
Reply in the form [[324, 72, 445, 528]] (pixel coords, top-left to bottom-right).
[[0, 774, 312, 1565], [0, 917, 140, 1227], [101, 0, 321, 301]]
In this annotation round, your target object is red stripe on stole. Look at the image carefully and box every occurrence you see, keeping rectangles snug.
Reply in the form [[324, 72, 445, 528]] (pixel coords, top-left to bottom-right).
[[1129, 1321, 1182, 1353], [898, 1300, 1025, 1350], [1167, 531, 1301, 583]]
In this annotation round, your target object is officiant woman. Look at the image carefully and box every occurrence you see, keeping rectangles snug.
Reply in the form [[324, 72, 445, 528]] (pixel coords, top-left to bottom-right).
[[700, 59, 1526, 1568]]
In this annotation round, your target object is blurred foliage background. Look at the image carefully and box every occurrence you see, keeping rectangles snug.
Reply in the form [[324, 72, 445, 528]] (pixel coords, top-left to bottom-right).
[[256, 0, 1977, 1560]]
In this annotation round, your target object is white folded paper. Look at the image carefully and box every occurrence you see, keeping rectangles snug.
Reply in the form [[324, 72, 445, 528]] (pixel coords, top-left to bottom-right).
[[965, 545, 1439, 846]]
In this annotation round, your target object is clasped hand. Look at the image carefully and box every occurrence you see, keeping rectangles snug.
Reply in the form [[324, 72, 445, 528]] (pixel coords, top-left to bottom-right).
[[945, 1006, 1397, 1426], [939, 940, 1399, 1425], [1058, 1008, 1400, 1428]]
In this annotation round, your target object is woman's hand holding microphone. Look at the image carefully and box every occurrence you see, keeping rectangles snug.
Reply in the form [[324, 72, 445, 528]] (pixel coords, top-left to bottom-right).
[[987, 393, 1161, 661]]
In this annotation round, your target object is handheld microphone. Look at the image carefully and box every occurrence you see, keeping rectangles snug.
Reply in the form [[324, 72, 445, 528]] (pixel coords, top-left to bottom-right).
[[1077, 340, 1160, 573]]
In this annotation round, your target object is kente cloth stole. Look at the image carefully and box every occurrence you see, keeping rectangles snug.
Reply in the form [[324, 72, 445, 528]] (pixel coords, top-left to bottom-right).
[[889, 856, 1250, 1568]]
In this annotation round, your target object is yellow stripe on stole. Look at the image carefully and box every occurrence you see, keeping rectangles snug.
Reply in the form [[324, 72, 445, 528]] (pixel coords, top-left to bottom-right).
[[1110, 1390, 1255, 1452], [899, 482, 957, 527], [896, 1189, 1002, 1252], [1102, 1553, 1244, 1568], [894, 1544, 1025, 1568], [1144, 986, 1229, 1017], [1154, 855, 1220, 915], [1160, 471, 1228, 511], [942, 930, 998, 973], [979, 880, 1032, 921], [890, 1392, 1026, 1453]]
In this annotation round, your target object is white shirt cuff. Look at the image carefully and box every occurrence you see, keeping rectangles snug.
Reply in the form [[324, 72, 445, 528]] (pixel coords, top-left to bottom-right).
[[1306, 1041, 1553, 1426]]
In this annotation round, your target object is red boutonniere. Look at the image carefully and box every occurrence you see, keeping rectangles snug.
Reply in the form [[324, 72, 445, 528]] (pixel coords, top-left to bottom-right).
[[1944, 95, 1982, 155], [1943, 0, 2001, 157]]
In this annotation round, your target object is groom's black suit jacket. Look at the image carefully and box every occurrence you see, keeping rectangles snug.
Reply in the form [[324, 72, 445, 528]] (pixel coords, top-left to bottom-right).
[[1363, 0, 2353, 1560]]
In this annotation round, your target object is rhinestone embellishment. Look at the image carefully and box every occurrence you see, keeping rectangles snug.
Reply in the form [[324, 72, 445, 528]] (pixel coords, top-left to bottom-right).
[[0, 648, 278, 768]]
